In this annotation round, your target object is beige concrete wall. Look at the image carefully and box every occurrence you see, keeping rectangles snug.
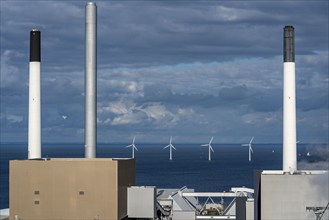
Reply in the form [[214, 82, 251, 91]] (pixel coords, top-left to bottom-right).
[[10, 158, 135, 220]]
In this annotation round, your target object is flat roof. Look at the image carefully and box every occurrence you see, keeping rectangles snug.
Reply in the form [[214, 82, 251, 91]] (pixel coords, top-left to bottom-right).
[[262, 170, 328, 175], [11, 158, 134, 162]]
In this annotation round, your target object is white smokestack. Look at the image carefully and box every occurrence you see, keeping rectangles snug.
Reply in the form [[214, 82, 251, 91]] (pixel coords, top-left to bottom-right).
[[28, 29, 41, 159], [283, 25, 297, 172], [85, 2, 97, 158]]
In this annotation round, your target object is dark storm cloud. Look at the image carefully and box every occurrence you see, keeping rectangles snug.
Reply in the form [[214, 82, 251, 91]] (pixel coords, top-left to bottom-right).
[[141, 83, 282, 113], [1, 1, 328, 68], [219, 85, 248, 101], [1, 1, 328, 70], [95, 1, 329, 67], [41, 77, 83, 105], [1, 1, 85, 80], [0, 1, 327, 143], [298, 93, 328, 112]]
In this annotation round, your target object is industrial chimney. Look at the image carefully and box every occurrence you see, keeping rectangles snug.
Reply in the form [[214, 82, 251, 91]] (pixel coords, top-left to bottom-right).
[[28, 29, 41, 159], [283, 26, 297, 172], [85, 2, 97, 158]]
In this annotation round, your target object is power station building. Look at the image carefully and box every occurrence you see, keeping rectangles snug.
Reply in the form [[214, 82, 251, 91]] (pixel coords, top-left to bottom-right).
[[10, 158, 135, 220], [254, 170, 329, 220]]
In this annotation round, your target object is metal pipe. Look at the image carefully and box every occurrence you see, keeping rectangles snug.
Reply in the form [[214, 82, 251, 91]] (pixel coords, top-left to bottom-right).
[[283, 25, 297, 172], [28, 29, 41, 159], [85, 2, 97, 158]]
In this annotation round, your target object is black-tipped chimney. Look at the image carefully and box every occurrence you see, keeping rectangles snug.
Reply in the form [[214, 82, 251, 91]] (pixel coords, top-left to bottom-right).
[[30, 29, 41, 62], [283, 26, 294, 62]]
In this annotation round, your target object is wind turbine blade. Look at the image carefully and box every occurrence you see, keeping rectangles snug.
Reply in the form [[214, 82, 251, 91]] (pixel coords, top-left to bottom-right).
[[172, 145, 177, 150], [250, 146, 254, 153], [134, 146, 138, 151], [125, 144, 132, 148], [201, 144, 208, 147], [210, 146, 214, 152], [170, 136, 172, 144], [242, 144, 248, 147], [132, 136, 136, 144], [209, 137, 214, 144], [164, 145, 170, 149], [250, 136, 254, 144]]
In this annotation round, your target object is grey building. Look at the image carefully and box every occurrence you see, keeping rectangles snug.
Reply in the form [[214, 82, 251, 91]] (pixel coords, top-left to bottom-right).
[[254, 170, 329, 220]]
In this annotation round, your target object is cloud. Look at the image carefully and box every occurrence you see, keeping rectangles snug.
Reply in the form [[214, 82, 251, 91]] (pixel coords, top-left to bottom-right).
[[100, 101, 133, 115], [0, 50, 27, 90], [111, 110, 146, 126], [299, 94, 328, 112], [219, 85, 248, 101], [98, 101, 179, 127], [0, 1, 327, 143], [242, 112, 280, 125]]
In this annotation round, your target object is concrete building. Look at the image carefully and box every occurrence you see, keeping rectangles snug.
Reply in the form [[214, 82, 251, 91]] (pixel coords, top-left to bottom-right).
[[10, 158, 135, 220], [128, 186, 157, 219], [254, 170, 329, 220]]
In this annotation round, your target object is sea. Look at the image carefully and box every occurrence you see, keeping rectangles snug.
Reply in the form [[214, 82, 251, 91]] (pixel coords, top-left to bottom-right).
[[0, 142, 325, 209]]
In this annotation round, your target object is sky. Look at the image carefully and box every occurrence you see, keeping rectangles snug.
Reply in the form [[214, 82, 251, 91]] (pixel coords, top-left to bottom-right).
[[0, 0, 328, 144]]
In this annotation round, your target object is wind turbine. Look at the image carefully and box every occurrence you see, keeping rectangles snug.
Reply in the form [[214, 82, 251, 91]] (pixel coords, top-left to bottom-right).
[[201, 137, 214, 161], [242, 137, 254, 162], [164, 136, 176, 160], [125, 136, 138, 159]]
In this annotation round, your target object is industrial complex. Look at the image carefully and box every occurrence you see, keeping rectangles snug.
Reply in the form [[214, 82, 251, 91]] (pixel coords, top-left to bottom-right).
[[1, 2, 328, 220]]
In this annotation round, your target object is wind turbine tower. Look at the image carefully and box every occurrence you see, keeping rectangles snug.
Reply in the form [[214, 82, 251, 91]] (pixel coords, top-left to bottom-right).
[[164, 136, 176, 160], [242, 137, 254, 162], [125, 136, 138, 159], [201, 137, 214, 161]]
